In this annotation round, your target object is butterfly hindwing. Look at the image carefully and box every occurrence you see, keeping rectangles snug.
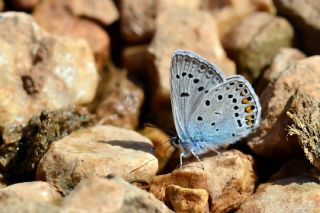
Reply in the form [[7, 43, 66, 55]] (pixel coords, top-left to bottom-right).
[[170, 50, 226, 141], [186, 75, 261, 154]]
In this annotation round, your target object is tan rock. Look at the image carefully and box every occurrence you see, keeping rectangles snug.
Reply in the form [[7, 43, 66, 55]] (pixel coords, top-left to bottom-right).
[[203, 0, 276, 38], [224, 12, 293, 81], [157, 0, 202, 12], [0, 196, 61, 213], [120, 0, 156, 43], [120, 0, 202, 43], [238, 183, 320, 212], [275, 0, 320, 54], [248, 56, 320, 159], [36, 125, 158, 194], [0, 12, 98, 138], [165, 184, 209, 213], [92, 65, 144, 129], [1, 181, 61, 203], [257, 47, 305, 93], [140, 126, 174, 171], [150, 150, 256, 213], [148, 9, 235, 129], [238, 160, 320, 213], [62, 176, 173, 213], [33, 0, 110, 71], [68, 0, 119, 25]]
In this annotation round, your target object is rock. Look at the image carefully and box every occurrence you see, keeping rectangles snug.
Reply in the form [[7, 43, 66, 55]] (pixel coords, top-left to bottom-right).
[[248, 56, 320, 160], [156, 0, 202, 12], [120, 0, 156, 43], [150, 150, 256, 213], [68, 0, 119, 25], [33, 0, 110, 71], [274, 0, 320, 54], [0, 108, 92, 181], [148, 9, 235, 129], [10, 0, 39, 10], [287, 91, 320, 170], [120, 0, 202, 43], [0, 12, 98, 138], [140, 126, 174, 171], [203, 0, 276, 38], [1, 181, 61, 203], [36, 125, 158, 194], [257, 47, 305, 93], [0, 196, 61, 213], [165, 184, 209, 213], [92, 65, 144, 129], [238, 182, 320, 213], [224, 12, 294, 81], [62, 176, 173, 213], [237, 159, 320, 213]]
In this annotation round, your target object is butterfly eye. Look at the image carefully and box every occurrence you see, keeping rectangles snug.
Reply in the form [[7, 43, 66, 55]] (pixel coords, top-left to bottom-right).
[[171, 138, 180, 147]]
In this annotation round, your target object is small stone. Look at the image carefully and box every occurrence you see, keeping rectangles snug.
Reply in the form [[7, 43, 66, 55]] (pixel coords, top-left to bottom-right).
[[203, 0, 276, 38], [92, 65, 144, 129], [68, 0, 119, 25], [224, 12, 294, 81], [0, 12, 98, 139], [33, 0, 110, 71], [1, 181, 61, 203], [257, 47, 305, 93], [120, 0, 202, 43], [238, 160, 320, 212], [36, 125, 158, 194], [120, 0, 156, 43], [140, 126, 175, 171], [165, 184, 209, 213], [150, 150, 256, 213], [248, 56, 320, 160], [62, 176, 173, 213], [0, 196, 61, 213], [274, 0, 320, 54]]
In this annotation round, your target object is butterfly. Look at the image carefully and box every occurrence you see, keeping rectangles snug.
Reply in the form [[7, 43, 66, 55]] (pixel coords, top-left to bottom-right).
[[169, 50, 261, 169]]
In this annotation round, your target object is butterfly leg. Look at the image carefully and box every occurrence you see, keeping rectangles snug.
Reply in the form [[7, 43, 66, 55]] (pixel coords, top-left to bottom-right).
[[179, 152, 184, 169], [190, 150, 205, 171]]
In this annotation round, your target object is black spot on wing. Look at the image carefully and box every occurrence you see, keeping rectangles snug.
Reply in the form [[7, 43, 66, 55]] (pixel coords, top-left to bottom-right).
[[180, 92, 190, 97]]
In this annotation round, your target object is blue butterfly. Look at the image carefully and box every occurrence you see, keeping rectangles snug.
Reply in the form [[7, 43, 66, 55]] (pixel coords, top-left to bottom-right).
[[170, 50, 261, 169]]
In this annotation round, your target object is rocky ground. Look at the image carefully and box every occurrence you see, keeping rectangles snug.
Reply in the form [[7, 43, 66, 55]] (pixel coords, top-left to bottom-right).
[[0, 0, 319, 212]]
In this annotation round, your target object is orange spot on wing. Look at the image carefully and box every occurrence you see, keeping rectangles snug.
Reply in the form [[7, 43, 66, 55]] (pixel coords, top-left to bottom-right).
[[245, 106, 252, 113], [242, 98, 249, 104]]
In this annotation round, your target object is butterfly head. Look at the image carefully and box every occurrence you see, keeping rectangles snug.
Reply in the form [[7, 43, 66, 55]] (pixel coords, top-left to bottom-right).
[[170, 136, 184, 150]]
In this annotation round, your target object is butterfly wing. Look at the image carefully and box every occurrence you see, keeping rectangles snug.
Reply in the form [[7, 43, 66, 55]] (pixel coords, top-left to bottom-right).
[[170, 50, 226, 141], [185, 75, 261, 154]]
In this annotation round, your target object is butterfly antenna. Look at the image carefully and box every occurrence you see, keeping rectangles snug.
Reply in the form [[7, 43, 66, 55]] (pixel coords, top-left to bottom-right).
[[163, 141, 175, 158]]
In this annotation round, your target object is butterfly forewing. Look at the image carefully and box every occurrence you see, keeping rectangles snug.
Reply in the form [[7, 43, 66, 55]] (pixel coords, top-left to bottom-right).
[[186, 76, 261, 153], [170, 50, 226, 141]]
